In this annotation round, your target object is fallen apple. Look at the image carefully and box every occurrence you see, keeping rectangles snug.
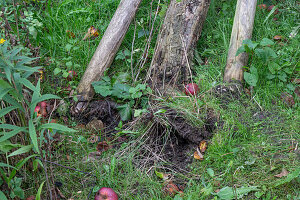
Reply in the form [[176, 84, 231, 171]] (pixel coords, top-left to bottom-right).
[[40, 101, 47, 108], [95, 187, 118, 200], [34, 106, 41, 117], [185, 83, 199, 96], [67, 70, 77, 81]]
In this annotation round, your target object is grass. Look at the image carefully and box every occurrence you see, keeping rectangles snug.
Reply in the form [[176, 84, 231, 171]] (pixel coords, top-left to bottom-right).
[[1, 0, 299, 199]]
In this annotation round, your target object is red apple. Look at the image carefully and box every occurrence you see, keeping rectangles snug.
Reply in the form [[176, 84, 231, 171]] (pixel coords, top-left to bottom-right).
[[95, 187, 118, 200], [67, 70, 77, 81], [34, 106, 41, 117], [40, 101, 47, 108], [185, 83, 199, 96]]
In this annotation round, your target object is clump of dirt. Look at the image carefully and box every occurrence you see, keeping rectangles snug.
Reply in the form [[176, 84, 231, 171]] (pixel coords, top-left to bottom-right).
[[139, 107, 218, 170], [72, 100, 120, 134]]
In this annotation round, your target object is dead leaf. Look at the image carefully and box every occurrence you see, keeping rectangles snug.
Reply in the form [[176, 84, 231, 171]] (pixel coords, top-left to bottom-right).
[[66, 155, 70, 160], [273, 35, 283, 41], [55, 187, 66, 199], [280, 92, 295, 107], [96, 141, 111, 152], [82, 151, 102, 162], [163, 182, 180, 197], [215, 189, 220, 193], [66, 30, 75, 38], [274, 168, 289, 178], [87, 135, 99, 144], [199, 140, 207, 153], [291, 78, 300, 84], [82, 26, 99, 40], [194, 149, 204, 160], [26, 196, 35, 200], [258, 4, 267, 9]]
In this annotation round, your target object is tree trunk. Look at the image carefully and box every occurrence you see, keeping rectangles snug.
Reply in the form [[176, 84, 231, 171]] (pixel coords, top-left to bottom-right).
[[147, 0, 210, 94], [223, 0, 257, 82], [76, 0, 142, 102]]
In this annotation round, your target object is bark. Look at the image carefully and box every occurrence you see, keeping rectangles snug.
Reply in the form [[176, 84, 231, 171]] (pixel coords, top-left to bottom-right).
[[76, 0, 142, 102], [223, 0, 257, 82], [147, 0, 210, 94]]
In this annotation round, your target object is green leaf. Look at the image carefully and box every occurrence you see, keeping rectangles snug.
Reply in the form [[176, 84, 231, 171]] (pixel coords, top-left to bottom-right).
[[29, 119, 39, 153], [266, 73, 276, 80], [13, 187, 24, 198], [18, 78, 38, 93], [0, 88, 12, 100], [250, 66, 258, 77], [155, 170, 164, 179], [117, 103, 132, 121], [264, 47, 277, 59], [216, 186, 259, 199], [260, 38, 274, 46], [8, 145, 33, 157], [93, 85, 112, 97], [0, 140, 22, 153], [0, 191, 8, 200], [134, 109, 147, 117], [0, 162, 17, 170], [244, 72, 257, 87], [36, 181, 45, 200], [53, 68, 61, 75], [2, 94, 24, 111], [29, 26, 37, 38], [40, 123, 76, 132], [278, 72, 287, 82], [268, 62, 280, 74], [0, 127, 26, 143], [243, 39, 258, 50], [66, 61, 72, 67], [112, 83, 131, 99], [207, 168, 215, 178], [236, 46, 245, 56]]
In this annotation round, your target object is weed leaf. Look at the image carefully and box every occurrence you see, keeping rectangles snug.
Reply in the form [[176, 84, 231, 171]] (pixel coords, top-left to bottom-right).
[[216, 186, 259, 199], [8, 145, 33, 157], [29, 119, 39, 153]]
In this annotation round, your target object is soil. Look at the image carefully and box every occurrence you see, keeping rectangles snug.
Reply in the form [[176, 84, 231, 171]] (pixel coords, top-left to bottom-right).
[[140, 107, 218, 170], [72, 100, 121, 135]]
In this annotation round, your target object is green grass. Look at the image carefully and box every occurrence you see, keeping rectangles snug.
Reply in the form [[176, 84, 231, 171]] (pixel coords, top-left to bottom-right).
[[1, 0, 299, 199]]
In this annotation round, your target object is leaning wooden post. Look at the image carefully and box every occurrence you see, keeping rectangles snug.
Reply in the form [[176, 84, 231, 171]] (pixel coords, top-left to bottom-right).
[[223, 0, 257, 82], [76, 0, 142, 102]]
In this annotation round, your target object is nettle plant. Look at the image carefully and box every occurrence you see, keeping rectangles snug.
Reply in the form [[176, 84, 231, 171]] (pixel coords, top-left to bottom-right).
[[92, 73, 151, 121], [237, 38, 294, 88], [0, 39, 76, 199]]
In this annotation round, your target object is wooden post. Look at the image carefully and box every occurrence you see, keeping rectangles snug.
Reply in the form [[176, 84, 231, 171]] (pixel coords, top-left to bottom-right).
[[147, 0, 210, 94], [76, 0, 142, 102], [223, 0, 257, 82]]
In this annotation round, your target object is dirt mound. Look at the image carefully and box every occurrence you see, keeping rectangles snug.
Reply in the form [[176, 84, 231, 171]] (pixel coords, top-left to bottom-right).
[[140, 107, 218, 170], [72, 100, 121, 134]]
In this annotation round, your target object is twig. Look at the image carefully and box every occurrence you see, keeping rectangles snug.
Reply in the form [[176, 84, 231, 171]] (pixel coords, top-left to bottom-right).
[[131, 20, 137, 81], [135, 0, 160, 81]]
